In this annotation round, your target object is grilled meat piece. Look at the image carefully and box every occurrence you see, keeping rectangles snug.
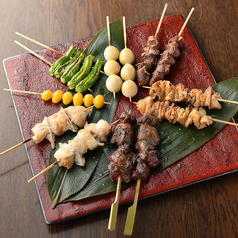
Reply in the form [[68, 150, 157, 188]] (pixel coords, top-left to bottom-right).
[[108, 145, 137, 183], [137, 114, 160, 126], [110, 123, 135, 148], [132, 158, 150, 181], [119, 111, 137, 126]]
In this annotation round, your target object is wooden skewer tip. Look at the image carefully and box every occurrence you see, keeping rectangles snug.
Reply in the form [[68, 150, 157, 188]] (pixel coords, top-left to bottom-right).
[[27, 161, 59, 183]]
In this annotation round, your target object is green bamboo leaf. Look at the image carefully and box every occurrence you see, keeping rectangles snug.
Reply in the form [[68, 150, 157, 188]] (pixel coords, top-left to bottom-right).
[[47, 19, 124, 207], [64, 77, 238, 202]]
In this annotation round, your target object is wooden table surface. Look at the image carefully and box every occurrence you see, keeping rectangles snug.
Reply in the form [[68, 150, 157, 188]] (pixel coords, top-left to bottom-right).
[[0, 0, 237, 237]]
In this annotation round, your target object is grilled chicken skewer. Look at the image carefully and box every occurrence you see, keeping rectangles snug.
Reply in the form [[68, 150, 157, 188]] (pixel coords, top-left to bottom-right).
[[149, 8, 194, 86], [148, 80, 223, 109], [145, 80, 238, 109], [0, 106, 92, 156], [124, 122, 160, 235], [28, 119, 114, 183], [108, 112, 137, 231], [136, 3, 168, 86], [136, 96, 238, 128]]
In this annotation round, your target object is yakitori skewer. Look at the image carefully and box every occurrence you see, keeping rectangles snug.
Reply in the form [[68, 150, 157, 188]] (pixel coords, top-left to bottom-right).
[[104, 16, 122, 99], [135, 96, 238, 128], [0, 106, 92, 156], [108, 111, 137, 231], [15, 32, 64, 56], [27, 119, 117, 183], [148, 7, 195, 86], [124, 122, 160, 235], [136, 3, 168, 86], [4, 88, 110, 108], [144, 80, 238, 109], [120, 16, 137, 102]]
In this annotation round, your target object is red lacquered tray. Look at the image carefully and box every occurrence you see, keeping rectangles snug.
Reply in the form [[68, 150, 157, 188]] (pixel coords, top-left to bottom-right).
[[3, 15, 238, 224]]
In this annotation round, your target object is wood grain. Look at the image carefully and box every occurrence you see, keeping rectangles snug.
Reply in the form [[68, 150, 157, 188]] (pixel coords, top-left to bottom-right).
[[0, 0, 237, 237]]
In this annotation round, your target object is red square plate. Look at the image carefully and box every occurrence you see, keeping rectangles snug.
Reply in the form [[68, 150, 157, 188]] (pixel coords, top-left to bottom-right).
[[3, 15, 238, 224]]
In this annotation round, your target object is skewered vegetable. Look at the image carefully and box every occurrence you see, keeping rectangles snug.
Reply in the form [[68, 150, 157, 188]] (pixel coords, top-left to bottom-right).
[[41, 90, 52, 101], [94, 94, 105, 109], [73, 92, 84, 106], [67, 54, 95, 90], [75, 58, 104, 93], [83, 94, 94, 107], [62, 92, 73, 105], [60, 51, 85, 84], [52, 90, 64, 103], [49, 45, 78, 76], [54, 48, 83, 78]]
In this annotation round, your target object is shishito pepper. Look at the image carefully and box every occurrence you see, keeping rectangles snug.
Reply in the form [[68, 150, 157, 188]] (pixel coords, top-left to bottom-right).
[[54, 48, 83, 78], [49, 45, 78, 76], [75, 58, 104, 93], [67, 54, 95, 90], [60, 51, 85, 84]]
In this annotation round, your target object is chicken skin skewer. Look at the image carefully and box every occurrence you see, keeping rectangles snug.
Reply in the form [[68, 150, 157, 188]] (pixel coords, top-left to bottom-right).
[[148, 80, 222, 109], [136, 96, 213, 129]]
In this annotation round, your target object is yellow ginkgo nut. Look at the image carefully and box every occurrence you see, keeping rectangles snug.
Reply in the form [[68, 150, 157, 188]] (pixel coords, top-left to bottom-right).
[[62, 92, 73, 105], [52, 90, 64, 104], [42, 90, 52, 101], [94, 95, 105, 109], [83, 94, 94, 107], [73, 92, 84, 106]]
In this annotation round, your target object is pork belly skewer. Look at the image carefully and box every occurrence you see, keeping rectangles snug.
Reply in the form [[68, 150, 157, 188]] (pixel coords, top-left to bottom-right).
[[108, 112, 137, 231], [147, 80, 238, 109], [136, 96, 238, 128], [149, 7, 194, 86], [124, 122, 160, 235], [0, 106, 92, 157], [136, 3, 168, 86], [28, 119, 114, 183]]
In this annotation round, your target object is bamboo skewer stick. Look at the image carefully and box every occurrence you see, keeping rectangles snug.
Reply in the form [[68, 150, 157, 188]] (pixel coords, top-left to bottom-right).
[[155, 3, 168, 37], [122, 16, 127, 49], [27, 161, 59, 183], [106, 16, 111, 46], [14, 40, 52, 66], [178, 7, 195, 37], [210, 118, 238, 127], [0, 137, 32, 157], [4, 88, 42, 96], [108, 176, 122, 231], [124, 178, 141, 236], [15, 32, 64, 56], [217, 98, 238, 105]]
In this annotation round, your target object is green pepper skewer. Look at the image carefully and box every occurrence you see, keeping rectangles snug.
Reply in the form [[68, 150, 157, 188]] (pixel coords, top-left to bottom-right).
[[49, 45, 78, 76], [60, 51, 86, 84], [67, 54, 95, 90], [54, 48, 83, 78], [75, 58, 104, 93]]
